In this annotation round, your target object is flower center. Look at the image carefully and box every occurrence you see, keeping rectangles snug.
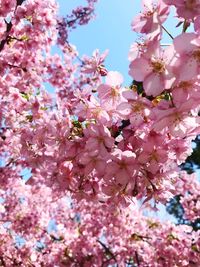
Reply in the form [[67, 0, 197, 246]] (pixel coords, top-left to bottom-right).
[[151, 60, 165, 73], [192, 49, 200, 62], [144, 10, 153, 18], [186, 0, 197, 10], [179, 81, 192, 90], [111, 87, 119, 97], [132, 102, 143, 112], [119, 161, 127, 169], [149, 150, 158, 162]]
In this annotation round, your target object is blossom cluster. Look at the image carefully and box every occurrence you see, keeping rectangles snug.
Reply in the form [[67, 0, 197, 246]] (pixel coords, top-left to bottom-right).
[[0, 174, 199, 266], [0, 0, 200, 265], [1, 0, 200, 207]]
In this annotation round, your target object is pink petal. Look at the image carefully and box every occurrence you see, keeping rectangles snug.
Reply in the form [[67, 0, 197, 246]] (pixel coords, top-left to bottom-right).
[[143, 73, 164, 96], [174, 33, 197, 54], [129, 58, 151, 81], [106, 71, 123, 87]]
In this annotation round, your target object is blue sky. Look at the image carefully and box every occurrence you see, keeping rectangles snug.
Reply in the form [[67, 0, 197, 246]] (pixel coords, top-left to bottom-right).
[[56, 1, 182, 84], [57, 0, 140, 83]]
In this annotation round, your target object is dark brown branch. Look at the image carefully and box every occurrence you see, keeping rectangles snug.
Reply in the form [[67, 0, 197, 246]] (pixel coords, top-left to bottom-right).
[[16, 0, 25, 6], [0, 256, 6, 266], [135, 251, 140, 266], [97, 239, 118, 266], [0, 0, 25, 52]]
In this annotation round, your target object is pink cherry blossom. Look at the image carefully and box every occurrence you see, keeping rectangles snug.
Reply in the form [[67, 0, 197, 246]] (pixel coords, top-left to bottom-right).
[[84, 123, 114, 156], [129, 42, 175, 96], [163, 0, 200, 20], [81, 49, 108, 76], [97, 71, 125, 111], [0, 1, 200, 265], [132, 0, 169, 40], [173, 33, 200, 81], [117, 89, 152, 128], [104, 149, 137, 186], [152, 100, 199, 137]]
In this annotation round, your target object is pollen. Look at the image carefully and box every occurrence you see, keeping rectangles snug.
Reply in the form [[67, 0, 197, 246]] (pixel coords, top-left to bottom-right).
[[192, 49, 200, 62], [150, 150, 158, 162], [111, 87, 119, 97], [179, 81, 192, 90], [186, 0, 197, 10], [132, 102, 143, 112], [144, 10, 153, 18], [151, 59, 165, 73], [119, 161, 127, 169]]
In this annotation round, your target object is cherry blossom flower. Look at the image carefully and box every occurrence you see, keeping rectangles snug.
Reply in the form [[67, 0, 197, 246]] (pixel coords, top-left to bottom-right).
[[129, 42, 175, 96], [132, 0, 169, 39]]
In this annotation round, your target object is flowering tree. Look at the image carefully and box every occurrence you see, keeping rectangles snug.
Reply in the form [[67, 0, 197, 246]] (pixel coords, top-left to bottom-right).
[[0, 0, 200, 266]]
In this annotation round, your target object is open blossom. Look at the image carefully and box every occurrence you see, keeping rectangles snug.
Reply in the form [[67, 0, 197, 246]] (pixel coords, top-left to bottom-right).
[[97, 71, 125, 110], [171, 79, 200, 104], [173, 33, 200, 81], [117, 89, 152, 128], [152, 100, 199, 137], [163, 0, 200, 20], [75, 94, 111, 126], [168, 139, 193, 165], [104, 149, 137, 186], [138, 140, 168, 174], [84, 123, 114, 156], [128, 38, 159, 62], [132, 0, 169, 39], [129, 42, 175, 96], [81, 49, 108, 76], [78, 149, 106, 176]]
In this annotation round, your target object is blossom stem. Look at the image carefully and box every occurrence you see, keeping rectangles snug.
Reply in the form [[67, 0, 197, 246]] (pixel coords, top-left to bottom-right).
[[169, 92, 175, 107], [182, 19, 189, 33], [161, 26, 174, 40]]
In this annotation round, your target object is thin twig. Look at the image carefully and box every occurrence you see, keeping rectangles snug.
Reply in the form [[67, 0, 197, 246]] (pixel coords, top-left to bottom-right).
[[97, 239, 118, 264], [182, 19, 189, 33], [162, 25, 174, 40]]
